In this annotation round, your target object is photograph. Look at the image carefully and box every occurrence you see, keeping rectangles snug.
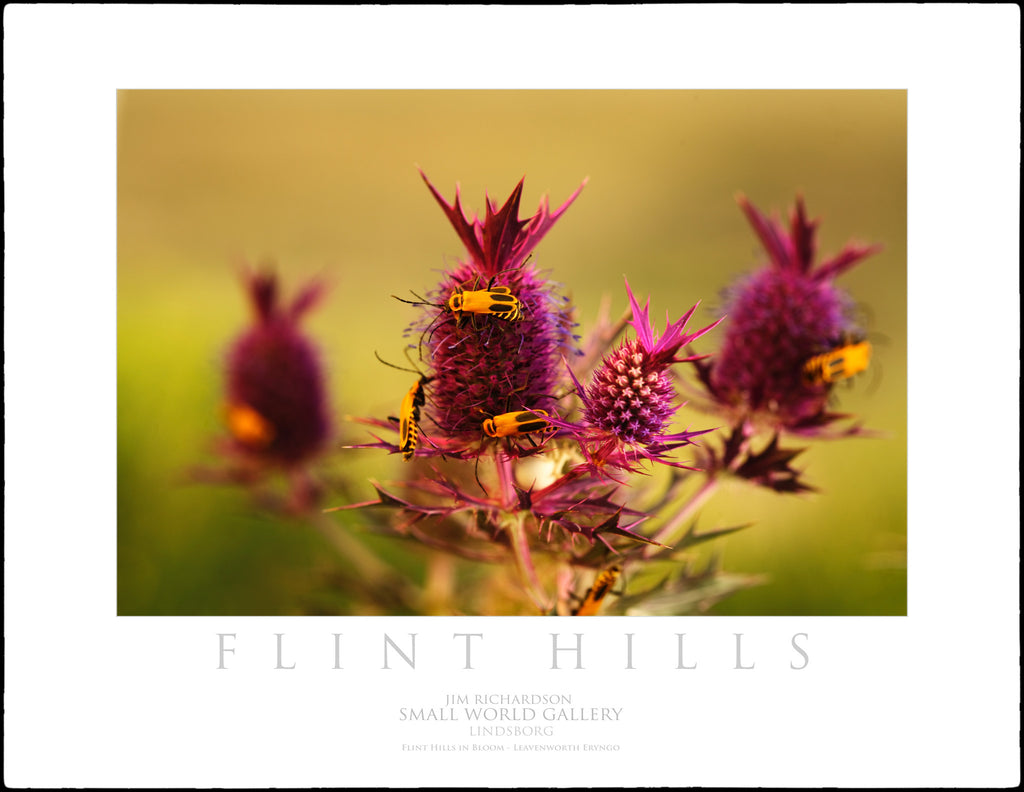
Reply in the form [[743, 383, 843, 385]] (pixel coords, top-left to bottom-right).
[[117, 89, 907, 618], [7, 6, 1017, 789]]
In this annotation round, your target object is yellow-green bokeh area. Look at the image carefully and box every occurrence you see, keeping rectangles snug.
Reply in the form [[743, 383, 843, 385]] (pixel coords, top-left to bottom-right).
[[117, 90, 906, 616]]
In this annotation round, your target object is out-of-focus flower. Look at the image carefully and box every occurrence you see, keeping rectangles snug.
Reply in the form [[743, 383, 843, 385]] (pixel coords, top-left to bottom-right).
[[693, 194, 881, 436], [191, 267, 333, 514], [223, 268, 331, 470], [188, 268, 434, 612]]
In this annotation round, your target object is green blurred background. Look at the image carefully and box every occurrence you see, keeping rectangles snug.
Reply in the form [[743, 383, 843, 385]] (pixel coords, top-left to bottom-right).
[[117, 90, 906, 616]]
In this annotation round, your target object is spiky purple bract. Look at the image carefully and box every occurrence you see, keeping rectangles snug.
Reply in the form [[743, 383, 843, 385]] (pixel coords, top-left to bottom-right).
[[225, 270, 331, 466]]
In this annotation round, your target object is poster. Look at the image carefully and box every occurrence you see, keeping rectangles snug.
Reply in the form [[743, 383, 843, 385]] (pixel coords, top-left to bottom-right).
[[5, 5, 1019, 788]]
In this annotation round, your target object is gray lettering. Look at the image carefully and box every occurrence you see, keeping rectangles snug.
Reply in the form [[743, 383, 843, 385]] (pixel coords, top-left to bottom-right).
[[383, 633, 417, 669], [453, 633, 483, 669], [676, 633, 697, 669], [734, 633, 754, 670], [216, 633, 235, 670], [790, 632, 809, 670], [275, 633, 295, 669], [550, 633, 584, 670]]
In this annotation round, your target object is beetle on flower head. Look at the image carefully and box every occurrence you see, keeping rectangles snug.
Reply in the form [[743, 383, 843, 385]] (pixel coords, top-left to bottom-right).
[[393, 171, 587, 453]]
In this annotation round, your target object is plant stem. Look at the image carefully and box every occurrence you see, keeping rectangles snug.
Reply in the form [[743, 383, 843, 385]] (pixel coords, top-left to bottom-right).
[[505, 511, 551, 613], [645, 473, 721, 555], [423, 554, 456, 615], [311, 512, 420, 611], [494, 449, 516, 510]]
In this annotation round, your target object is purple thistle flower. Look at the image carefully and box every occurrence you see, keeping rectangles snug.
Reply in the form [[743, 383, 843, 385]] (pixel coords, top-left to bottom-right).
[[224, 269, 331, 467], [695, 194, 882, 435], [402, 171, 585, 452], [560, 278, 722, 473], [344, 177, 747, 615]]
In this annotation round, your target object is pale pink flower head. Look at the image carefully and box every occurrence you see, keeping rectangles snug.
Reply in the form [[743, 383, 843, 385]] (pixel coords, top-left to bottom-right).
[[561, 278, 721, 473]]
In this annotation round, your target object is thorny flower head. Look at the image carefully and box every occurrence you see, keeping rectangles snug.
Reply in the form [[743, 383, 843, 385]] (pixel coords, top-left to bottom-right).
[[694, 194, 882, 436], [344, 177, 758, 616], [559, 278, 722, 475], [382, 171, 585, 457]]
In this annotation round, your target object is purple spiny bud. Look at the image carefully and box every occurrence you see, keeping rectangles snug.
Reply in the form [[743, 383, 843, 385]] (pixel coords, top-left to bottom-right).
[[567, 278, 721, 470]]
